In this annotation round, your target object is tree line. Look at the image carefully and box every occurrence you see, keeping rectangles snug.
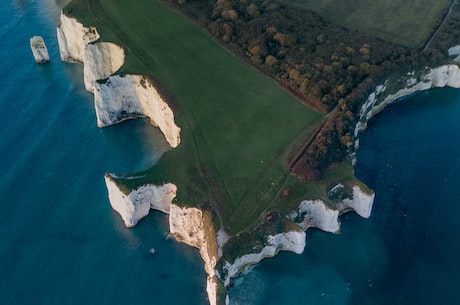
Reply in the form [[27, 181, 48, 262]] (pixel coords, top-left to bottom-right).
[[163, 0, 459, 180]]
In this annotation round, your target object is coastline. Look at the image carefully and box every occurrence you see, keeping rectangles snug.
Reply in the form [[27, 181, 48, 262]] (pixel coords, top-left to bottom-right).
[[56, 10, 374, 304], [56, 6, 460, 305], [352, 63, 460, 164]]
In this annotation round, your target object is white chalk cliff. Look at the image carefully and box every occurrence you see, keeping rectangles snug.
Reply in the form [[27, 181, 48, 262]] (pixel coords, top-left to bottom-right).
[[355, 64, 460, 136], [169, 205, 219, 305], [337, 185, 374, 218], [290, 185, 374, 233], [83, 42, 124, 92], [56, 13, 99, 63], [104, 168, 373, 303], [105, 175, 176, 227], [290, 199, 340, 232], [104, 175, 218, 305], [350, 63, 460, 167], [57, 11, 180, 148], [57, 10, 211, 301], [221, 183, 374, 289], [94, 74, 181, 148], [221, 231, 306, 286]]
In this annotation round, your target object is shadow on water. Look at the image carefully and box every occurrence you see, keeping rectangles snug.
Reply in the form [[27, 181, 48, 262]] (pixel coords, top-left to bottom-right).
[[101, 118, 172, 173]]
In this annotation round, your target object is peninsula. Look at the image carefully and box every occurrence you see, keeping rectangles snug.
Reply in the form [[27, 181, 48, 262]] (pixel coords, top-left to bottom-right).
[[56, 0, 460, 304]]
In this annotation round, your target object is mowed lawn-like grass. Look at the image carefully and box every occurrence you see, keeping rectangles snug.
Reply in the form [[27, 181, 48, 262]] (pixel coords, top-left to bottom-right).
[[66, 0, 322, 234], [282, 0, 452, 47]]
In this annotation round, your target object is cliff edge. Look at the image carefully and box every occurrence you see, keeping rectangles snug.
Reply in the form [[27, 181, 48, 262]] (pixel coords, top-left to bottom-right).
[[56, 12, 180, 148], [57, 9, 379, 305], [353, 63, 460, 161]]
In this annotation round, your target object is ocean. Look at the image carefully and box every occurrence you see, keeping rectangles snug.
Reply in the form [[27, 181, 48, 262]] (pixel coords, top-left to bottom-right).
[[0, 1, 206, 304], [229, 88, 460, 305], [1, 1, 459, 305]]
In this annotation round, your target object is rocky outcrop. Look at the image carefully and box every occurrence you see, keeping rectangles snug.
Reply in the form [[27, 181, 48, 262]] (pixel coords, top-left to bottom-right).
[[57, 11, 180, 148], [83, 42, 124, 92], [338, 185, 374, 218], [221, 231, 306, 286], [57, 13, 124, 92], [58, 9, 381, 305], [104, 165, 375, 305], [56, 12, 99, 63], [30, 36, 50, 64], [94, 74, 181, 148], [291, 183, 373, 233], [57, 14, 180, 147], [104, 176, 219, 305], [169, 204, 219, 305], [290, 199, 340, 232], [220, 183, 374, 286], [104, 175, 176, 227]]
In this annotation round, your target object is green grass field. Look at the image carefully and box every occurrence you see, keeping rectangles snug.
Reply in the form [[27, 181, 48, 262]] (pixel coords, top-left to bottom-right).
[[282, 0, 452, 48], [65, 0, 323, 234]]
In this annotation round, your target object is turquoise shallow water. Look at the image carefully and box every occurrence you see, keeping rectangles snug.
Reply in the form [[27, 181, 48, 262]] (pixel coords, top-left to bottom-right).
[[2, 1, 460, 304]]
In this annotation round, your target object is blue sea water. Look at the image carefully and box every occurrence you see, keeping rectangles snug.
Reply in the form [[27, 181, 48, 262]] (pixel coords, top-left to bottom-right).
[[2, 1, 460, 305], [0, 1, 207, 304], [229, 88, 460, 305]]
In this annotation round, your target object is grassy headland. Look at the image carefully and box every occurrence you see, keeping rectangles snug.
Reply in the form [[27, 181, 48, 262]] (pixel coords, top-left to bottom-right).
[[65, 0, 325, 234], [64, 0, 460, 236]]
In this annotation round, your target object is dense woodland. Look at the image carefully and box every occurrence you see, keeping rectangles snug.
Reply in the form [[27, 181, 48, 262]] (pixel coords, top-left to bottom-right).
[[164, 0, 460, 180]]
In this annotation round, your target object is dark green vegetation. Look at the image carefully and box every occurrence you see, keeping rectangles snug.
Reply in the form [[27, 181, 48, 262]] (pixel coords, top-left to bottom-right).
[[65, 0, 326, 235], [430, 1, 460, 51], [281, 0, 453, 48], [167, 0, 460, 178]]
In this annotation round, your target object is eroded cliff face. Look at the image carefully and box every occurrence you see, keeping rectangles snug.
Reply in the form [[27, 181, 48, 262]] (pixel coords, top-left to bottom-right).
[[56, 12, 99, 63], [104, 161, 374, 303], [290, 199, 340, 232], [57, 9, 215, 302], [105, 175, 176, 227], [94, 74, 181, 148], [84, 42, 124, 92], [220, 183, 374, 288], [169, 205, 219, 305], [57, 13, 124, 92], [221, 231, 306, 287], [103, 175, 220, 305], [57, 11, 180, 148], [355, 64, 460, 137]]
